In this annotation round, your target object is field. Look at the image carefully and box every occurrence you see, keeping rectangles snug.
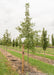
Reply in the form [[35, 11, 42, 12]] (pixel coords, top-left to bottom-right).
[[0, 0, 54, 75], [0, 45, 54, 75]]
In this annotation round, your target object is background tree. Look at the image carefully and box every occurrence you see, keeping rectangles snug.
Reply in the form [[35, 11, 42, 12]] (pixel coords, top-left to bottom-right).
[[0, 39, 2, 45], [2, 29, 11, 46], [18, 36, 22, 48], [47, 35, 50, 47], [41, 28, 48, 55], [1, 29, 11, 54], [15, 38, 18, 47], [52, 34, 54, 46], [34, 31, 41, 47], [12, 39, 15, 47], [2, 34, 6, 45]]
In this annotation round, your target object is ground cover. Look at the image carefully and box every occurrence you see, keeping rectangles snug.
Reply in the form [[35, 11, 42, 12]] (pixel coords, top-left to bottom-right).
[[5, 46, 54, 60], [1, 46, 54, 60], [0, 51, 18, 75], [6, 49, 54, 75]]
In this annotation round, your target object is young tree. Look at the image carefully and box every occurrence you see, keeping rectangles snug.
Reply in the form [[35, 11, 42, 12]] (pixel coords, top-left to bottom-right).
[[41, 28, 48, 55], [34, 31, 41, 47], [0, 39, 2, 45], [2, 34, 6, 45], [47, 35, 50, 47], [2, 29, 11, 54], [16, 3, 35, 68], [18, 36, 22, 48], [15, 38, 18, 47], [12, 39, 15, 47], [52, 34, 54, 46], [2, 29, 11, 46]]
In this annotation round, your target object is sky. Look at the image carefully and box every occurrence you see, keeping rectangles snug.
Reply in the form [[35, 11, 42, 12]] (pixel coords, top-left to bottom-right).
[[0, 0, 54, 42]]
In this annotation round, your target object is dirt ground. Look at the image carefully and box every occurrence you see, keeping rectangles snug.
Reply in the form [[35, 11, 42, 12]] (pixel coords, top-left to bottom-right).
[[0, 48, 47, 75]]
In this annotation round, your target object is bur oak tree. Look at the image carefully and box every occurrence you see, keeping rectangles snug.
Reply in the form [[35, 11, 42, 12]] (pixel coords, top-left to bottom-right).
[[16, 3, 35, 68]]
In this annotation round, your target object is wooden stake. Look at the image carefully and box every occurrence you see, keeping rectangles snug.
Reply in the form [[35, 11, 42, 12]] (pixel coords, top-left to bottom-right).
[[22, 44, 24, 75]]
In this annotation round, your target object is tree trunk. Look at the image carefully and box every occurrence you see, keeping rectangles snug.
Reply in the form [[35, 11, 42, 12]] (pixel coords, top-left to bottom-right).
[[22, 44, 24, 75], [27, 48, 29, 71], [44, 50, 45, 57], [6, 46, 7, 56]]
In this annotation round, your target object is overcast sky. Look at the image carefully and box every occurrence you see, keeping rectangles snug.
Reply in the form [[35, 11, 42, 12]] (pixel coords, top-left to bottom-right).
[[0, 0, 54, 41]]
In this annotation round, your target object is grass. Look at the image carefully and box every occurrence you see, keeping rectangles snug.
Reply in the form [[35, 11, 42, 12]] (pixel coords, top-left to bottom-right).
[[30, 52, 54, 60], [7, 46, 54, 55], [1, 46, 54, 60], [7, 49, 54, 75], [1, 45, 54, 55], [0, 51, 18, 75], [8, 46, 54, 55]]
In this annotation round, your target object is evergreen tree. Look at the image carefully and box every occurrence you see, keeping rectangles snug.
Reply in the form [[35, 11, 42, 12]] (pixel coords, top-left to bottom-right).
[[52, 34, 54, 46], [15, 38, 18, 47], [41, 28, 48, 55], [12, 39, 15, 47]]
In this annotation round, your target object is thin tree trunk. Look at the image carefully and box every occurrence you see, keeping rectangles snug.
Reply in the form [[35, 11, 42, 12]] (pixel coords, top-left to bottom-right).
[[6, 46, 7, 56], [22, 44, 24, 75], [44, 50, 45, 57], [27, 48, 29, 71]]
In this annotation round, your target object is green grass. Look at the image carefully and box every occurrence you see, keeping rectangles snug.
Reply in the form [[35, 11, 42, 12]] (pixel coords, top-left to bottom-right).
[[1, 45, 54, 55], [8, 46, 54, 54], [0, 51, 18, 75], [1, 46, 54, 60], [30, 52, 54, 60], [8, 47, 54, 60], [7, 46, 54, 56], [7, 49, 54, 75], [8, 46, 22, 51]]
